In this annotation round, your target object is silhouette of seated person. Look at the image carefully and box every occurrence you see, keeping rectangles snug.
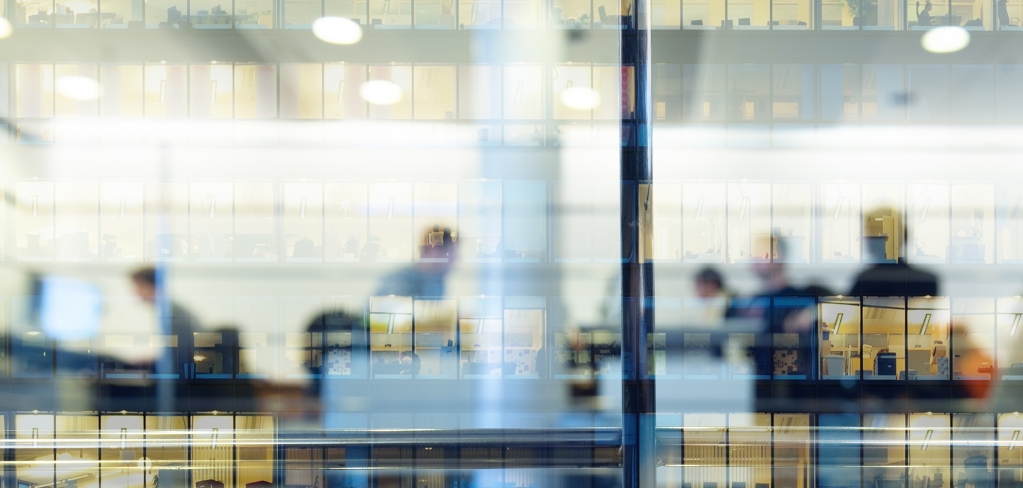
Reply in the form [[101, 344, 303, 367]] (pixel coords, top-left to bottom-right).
[[849, 209, 938, 297], [916, 0, 934, 25], [398, 351, 421, 375], [293, 236, 319, 258], [162, 5, 191, 27]]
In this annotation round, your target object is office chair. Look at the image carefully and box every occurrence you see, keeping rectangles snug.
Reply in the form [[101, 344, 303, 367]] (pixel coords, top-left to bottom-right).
[[738, 17, 750, 25], [691, 19, 703, 25]]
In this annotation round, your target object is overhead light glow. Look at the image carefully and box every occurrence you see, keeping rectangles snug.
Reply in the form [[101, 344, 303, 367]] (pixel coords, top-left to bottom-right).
[[560, 87, 601, 110], [0, 18, 13, 39], [312, 16, 363, 45], [921, 26, 970, 54], [360, 80, 403, 105], [56, 75, 100, 101]]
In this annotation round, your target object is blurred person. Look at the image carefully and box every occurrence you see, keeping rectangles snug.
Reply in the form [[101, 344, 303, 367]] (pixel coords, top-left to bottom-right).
[[695, 267, 726, 298], [129, 266, 200, 376], [949, 321, 994, 401], [398, 351, 422, 375], [375, 226, 458, 297], [299, 307, 370, 488], [999, 0, 1011, 27], [688, 267, 729, 328], [849, 209, 939, 297], [727, 239, 829, 383]]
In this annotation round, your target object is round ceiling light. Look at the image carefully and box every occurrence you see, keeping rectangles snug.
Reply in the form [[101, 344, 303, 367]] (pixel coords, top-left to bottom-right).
[[0, 18, 13, 39], [56, 75, 100, 101], [560, 87, 601, 110], [312, 16, 363, 45], [921, 26, 970, 53], [359, 80, 403, 105]]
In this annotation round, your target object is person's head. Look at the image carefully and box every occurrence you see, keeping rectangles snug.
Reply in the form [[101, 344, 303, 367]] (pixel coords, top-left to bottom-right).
[[130, 267, 157, 304], [924, 1, 932, 10], [695, 268, 724, 298]]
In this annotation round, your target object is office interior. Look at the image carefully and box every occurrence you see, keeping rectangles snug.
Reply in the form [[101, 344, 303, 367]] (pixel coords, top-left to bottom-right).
[[6, 175, 1017, 265], [8, 410, 1023, 487], [8, 61, 1023, 149], [2, 0, 1009, 28], [6, 0, 1023, 484]]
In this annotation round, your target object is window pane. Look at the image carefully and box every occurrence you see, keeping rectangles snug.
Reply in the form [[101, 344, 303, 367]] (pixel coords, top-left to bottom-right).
[[235, 64, 278, 119], [413, 65, 455, 119], [281, 63, 324, 119], [16, 64, 53, 118]]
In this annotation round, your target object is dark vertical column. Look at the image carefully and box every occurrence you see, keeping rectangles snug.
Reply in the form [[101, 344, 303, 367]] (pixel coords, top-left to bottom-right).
[[621, 0, 655, 486]]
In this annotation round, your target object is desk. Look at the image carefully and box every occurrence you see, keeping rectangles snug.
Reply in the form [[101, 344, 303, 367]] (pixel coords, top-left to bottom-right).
[[75, 12, 117, 27]]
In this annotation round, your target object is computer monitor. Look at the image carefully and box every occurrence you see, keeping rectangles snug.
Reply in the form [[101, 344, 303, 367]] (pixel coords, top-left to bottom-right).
[[36, 275, 103, 341]]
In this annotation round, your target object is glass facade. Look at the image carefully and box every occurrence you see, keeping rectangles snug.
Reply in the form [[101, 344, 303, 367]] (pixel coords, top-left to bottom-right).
[[0, 0, 1019, 28], [0, 0, 1019, 485]]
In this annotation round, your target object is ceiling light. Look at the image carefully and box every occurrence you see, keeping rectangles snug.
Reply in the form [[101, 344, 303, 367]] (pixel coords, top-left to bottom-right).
[[1011, 430, 1020, 450], [922, 26, 970, 53], [56, 76, 100, 101], [1012, 314, 1021, 336], [920, 313, 932, 335], [359, 80, 403, 105], [922, 429, 933, 450], [312, 16, 363, 45], [0, 18, 13, 39], [560, 86, 601, 110]]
